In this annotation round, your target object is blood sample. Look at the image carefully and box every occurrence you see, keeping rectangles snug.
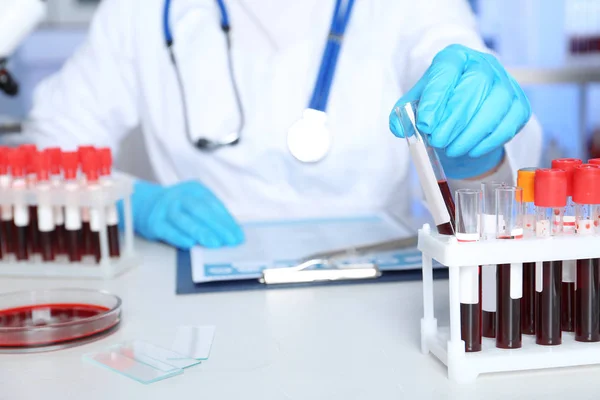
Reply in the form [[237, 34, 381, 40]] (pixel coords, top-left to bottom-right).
[[0, 147, 11, 258], [517, 168, 537, 335], [534, 169, 567, 345], [495, 186, 524, 349], [78, 146, 95, 256], [82, 152, 102, 263], [45, 148, 66, 255], [552, 158, 582, 332], [573, 164, 600, 342], [34, 152, 55, 262], [98, 148, 120, 258], [61, 152, 83, 262], [395, 101, 455, 235], [481, 181, 505, 338], [21, 148, 41, 255], [455, 188, 482, 352], [9, 151, 29, 261]]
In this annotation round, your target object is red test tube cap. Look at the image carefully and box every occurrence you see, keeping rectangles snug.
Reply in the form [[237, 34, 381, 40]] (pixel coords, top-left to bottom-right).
[[36, 151, 51, 182], [44, 147, 62, 175], [573, 164, 600, 205], [77, 145, 95, 163], [9, 148, 25, 178], [82, 151, 99, 182], [98, 148, 113, 176], [588, 158, 600, 166], [534, 168, 568, 208], [61, 151, 79, 180], [551, 158, 582, 197], [0, 147, 10, 175]]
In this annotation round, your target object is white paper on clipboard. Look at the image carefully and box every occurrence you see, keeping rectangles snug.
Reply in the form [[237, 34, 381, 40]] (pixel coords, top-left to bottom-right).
[[190, 213, 424, 284]]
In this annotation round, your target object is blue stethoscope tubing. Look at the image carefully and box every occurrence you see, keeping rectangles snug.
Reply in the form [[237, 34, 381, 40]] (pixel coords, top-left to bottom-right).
[[163, 0, 355, 151]]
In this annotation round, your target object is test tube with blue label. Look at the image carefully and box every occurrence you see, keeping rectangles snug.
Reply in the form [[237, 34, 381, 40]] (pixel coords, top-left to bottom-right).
[[456, 188, 482, 352], [395, 101, 455, 235]]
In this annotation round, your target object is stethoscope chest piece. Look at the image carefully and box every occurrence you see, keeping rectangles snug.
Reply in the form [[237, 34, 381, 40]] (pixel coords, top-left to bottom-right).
[[287, 108, 332, 163]]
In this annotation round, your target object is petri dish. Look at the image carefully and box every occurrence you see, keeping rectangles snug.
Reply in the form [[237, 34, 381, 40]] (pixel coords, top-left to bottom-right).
[[0, 288, 121, 353]]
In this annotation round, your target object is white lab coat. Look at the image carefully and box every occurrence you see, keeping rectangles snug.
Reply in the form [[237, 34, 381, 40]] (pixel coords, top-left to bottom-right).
[[23, 0, 542, 223]]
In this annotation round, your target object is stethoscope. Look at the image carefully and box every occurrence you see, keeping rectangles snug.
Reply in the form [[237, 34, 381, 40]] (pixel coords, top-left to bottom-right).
[[163, 0, 355, 163]]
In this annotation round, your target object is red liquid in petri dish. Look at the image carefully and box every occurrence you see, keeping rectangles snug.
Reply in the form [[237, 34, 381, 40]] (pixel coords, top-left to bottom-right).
[[107, 225, 120, 258], [575, 258, 600, 342], [0, 303, 114, 347], [436, 180, 456, 235], [496, 264, 521, 349], [536, 261, 562, 345], [522, 262, 536, 335]]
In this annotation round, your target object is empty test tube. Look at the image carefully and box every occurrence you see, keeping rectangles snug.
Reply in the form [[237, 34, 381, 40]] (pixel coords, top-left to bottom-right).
[[395, 101, 455, 235], [481, 181, 505, 338], [534, 169, 566, 346], [456, 188, 482, 352], [573, 164, 600, 342], [495, 186, 523, 349], [517, 168, 537, 335], [552, 158, 582, 333]]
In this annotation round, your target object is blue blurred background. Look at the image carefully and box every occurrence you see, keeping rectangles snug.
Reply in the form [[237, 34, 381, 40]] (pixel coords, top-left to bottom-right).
[[2, 0, 600, 168]]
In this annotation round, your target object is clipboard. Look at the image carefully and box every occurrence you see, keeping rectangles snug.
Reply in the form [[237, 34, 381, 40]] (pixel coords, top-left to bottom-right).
[[175, 214, 447, 295]]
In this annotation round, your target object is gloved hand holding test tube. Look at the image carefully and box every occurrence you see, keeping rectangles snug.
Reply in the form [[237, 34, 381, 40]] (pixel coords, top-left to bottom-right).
[[395, 101, 455, 236]]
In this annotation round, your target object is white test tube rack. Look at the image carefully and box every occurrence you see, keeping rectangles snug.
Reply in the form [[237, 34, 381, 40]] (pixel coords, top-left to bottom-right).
[[0, 177, 138, 279], [420, 223, 600, 383]]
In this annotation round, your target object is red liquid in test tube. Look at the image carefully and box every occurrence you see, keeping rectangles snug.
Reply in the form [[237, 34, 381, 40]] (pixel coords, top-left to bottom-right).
[[98, 148, 120, 258], [34, 152, 55, 262], [495, 186, 523, 349], [78, 146, 95, 257], [20, 145, 41, 255], [534, 169, 567, 346], [45, 148, 66, 255], [552, 158, 582, 333], [455, 188, 482, 352], [9, 150, 29, 261], [517, 168, 537, 335], [61, 152, 83, 262], [573, 164, 600, 342], [0, 147, 11, 258], [82, 152, 102, 263]]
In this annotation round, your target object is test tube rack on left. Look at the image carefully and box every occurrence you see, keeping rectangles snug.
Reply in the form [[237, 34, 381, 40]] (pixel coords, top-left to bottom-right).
[[419, 225, 600, 384], [0, 177, 137, 279]]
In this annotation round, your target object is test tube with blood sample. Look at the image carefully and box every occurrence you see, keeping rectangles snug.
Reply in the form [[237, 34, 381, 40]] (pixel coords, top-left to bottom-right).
[[456, 188, 482, 352], [0, 147, 11, 257], [551, 158, 582, 333], [517, 168, 537, 335], [20, 145, 40, 255], [9, 150, 29, 261], [82, 152, 102, 263], [495, 186, 524, 349], [481, 181, 505, 338], [395, 101, 455, 235], [534, 169, 566, 346], [61, 152, 83, 262], [78, 146, 95, 256], [98, 148, 120, 258], [573, 164, 600, 342], [45, 148, 66, 256], [34, 152, 55, 262]]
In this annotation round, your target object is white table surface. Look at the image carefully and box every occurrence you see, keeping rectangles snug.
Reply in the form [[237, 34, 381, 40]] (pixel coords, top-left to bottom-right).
[[1, 239, 600, 400]]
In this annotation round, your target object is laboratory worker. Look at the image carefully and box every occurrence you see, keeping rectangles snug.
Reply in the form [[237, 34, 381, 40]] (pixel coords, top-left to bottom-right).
[[22, 0, 541, 249]]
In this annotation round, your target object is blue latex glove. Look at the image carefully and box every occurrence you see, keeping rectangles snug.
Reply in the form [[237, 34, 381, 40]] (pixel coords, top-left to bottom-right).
[[389, 44, 532, 179], [127, 180, 244, 249]]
